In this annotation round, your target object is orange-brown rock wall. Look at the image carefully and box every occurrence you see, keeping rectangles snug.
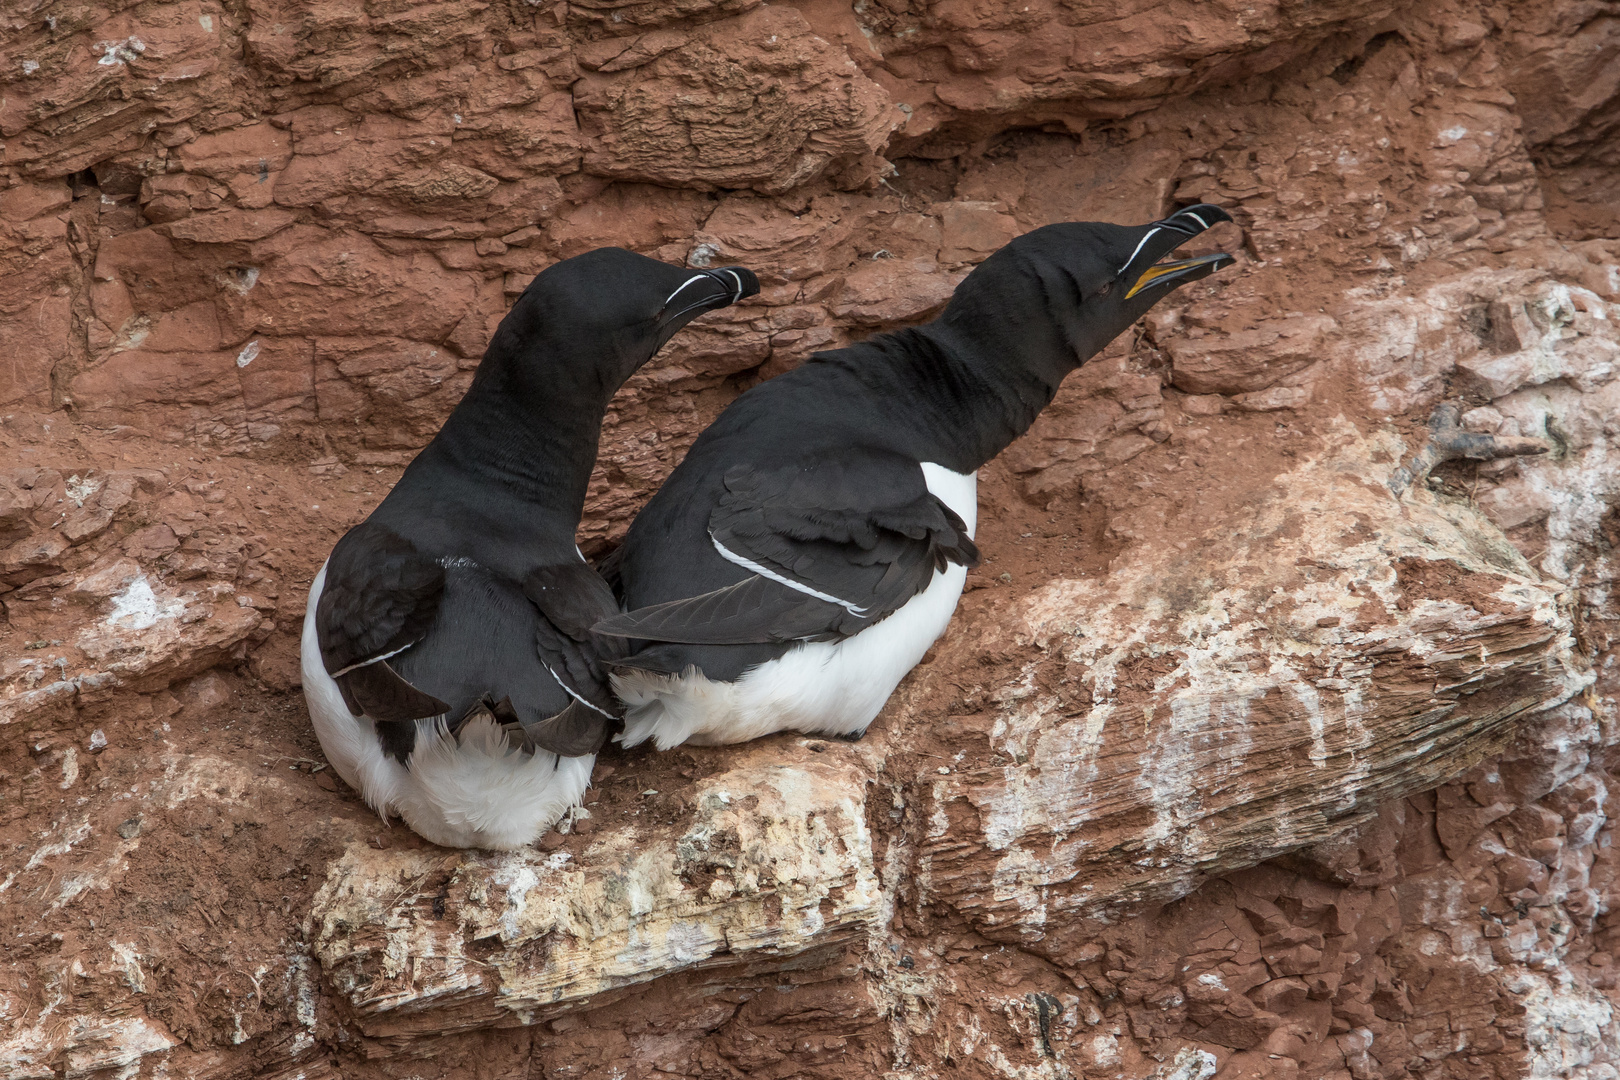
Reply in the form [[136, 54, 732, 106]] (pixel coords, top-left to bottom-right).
[[2, 0, 1618, 1078]]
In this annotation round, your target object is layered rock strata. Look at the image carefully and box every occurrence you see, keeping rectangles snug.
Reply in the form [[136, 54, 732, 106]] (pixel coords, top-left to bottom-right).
[[1, 0, 1618, 1078]]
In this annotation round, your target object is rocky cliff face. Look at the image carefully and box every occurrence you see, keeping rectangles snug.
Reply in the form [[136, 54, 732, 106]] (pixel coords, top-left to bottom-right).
[[2, 1, 1618, 1078]]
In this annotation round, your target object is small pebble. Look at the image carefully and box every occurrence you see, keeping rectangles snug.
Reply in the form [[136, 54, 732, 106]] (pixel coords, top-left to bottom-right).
[[538, 831, 566, 851], [116, 817, 142, 840]]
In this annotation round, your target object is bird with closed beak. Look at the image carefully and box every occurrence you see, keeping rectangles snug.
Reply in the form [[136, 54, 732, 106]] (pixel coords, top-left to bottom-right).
[[301, 248, 759, 849]]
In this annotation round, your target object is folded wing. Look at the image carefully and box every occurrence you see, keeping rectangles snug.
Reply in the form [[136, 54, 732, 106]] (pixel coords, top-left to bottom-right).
[[522, 562, 627, 754], [595, 449, 979, 646], [315, 522, 451, 720]]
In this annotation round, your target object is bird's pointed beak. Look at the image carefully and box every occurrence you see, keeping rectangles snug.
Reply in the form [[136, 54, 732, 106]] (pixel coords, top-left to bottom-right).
[[656, 266, 761, 327], [1119, 203, 1237, 300], [1124, 252, 1235, 299]]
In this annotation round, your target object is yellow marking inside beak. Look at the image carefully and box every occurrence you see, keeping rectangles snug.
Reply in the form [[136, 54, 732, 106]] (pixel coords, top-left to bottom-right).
[[1123, 252, 1234, 299], [1125, 258, 1200, 299]]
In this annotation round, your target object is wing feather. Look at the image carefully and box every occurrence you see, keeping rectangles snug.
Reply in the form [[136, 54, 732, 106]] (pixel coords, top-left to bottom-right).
[[599, 450, 978, 646], [524, 563, 626, 723], [315, 522, 449, 720]]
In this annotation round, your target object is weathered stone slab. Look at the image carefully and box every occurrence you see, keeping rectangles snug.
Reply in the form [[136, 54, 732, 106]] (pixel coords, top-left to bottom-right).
[[898, 422, 1585, 954], [309, 753, 881, 1043]]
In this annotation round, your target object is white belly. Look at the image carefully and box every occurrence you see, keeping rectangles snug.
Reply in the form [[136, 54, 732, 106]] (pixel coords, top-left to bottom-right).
[[300, 563, 592, 850], [614, 463, 977, 749]]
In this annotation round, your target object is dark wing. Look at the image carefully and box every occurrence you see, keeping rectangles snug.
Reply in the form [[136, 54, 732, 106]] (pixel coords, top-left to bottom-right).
[[478, 697, 606, 759], [594, 450, 979, 645], [521, 562, 626, 753], [517, 700, 613, 757], [589, 574, 841, 645], [315, 522, 450, 720]]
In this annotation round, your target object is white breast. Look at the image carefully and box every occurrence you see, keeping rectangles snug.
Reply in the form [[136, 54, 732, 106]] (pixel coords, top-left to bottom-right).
[[614, 463, 978, 749], [300, 562, 592, 849]]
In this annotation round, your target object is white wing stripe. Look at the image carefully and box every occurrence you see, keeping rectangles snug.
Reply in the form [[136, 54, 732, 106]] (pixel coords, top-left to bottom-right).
[[541, 662, 615, 718], [710, 533, 869, 617], [330, 641, 414, 678]]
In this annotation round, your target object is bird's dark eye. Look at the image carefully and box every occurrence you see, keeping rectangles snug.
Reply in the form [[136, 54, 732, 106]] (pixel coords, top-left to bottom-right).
[[1098, 281, 1113, 296]]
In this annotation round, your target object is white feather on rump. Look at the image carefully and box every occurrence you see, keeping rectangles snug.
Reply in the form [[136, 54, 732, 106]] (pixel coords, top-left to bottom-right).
[[301, 563, 591, 850]]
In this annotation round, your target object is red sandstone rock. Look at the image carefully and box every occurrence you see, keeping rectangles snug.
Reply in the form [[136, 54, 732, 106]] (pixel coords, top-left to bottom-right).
[[575, 7, 901, 193], [1, 1, 1618, 1078]]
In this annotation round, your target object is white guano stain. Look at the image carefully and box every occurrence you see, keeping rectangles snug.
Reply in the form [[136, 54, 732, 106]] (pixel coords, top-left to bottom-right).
[[1513, 970, 1616, 1079], [64, 473, 99, 507], [105, 574, 185, 631], [289, 953, 318, 1054], [25, 818, 92, 870], [96, 37, 146, 66], [111, 943, 147, 993]]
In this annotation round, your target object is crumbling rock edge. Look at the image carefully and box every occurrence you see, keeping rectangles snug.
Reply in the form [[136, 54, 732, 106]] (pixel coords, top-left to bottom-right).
[[312, 754, 882, 1041]]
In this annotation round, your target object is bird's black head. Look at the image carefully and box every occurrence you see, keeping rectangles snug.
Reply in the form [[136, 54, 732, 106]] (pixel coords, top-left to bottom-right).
[[485, 248, 761, 398], [939, 204, 1236, 381]]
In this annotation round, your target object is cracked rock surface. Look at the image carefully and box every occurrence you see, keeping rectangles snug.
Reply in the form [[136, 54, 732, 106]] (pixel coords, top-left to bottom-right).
[[2, 0, 1619, 1078]]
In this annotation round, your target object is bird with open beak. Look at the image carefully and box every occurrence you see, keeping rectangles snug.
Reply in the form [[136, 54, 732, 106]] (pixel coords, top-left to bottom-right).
[[593, 205, 1238, 750]]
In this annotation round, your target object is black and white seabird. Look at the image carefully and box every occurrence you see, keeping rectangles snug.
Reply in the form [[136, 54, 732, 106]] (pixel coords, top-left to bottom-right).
[[300, 249, 759, 848], [593, 206, 1235, 749]]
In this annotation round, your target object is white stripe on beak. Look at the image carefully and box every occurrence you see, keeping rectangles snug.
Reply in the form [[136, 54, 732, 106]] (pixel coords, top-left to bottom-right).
[[663, 274, 711, 307], [1118, 227, 1162, 276]]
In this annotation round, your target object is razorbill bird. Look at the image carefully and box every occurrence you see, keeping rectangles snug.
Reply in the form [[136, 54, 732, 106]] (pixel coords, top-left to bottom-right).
[[593, 205, 1235, 749], [300, 249, 759, 848]]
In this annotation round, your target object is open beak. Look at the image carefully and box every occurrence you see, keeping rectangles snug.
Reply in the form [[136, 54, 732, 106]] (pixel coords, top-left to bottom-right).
[[1124, 252, 1235, 299], [1119, 204, 1237, 300]]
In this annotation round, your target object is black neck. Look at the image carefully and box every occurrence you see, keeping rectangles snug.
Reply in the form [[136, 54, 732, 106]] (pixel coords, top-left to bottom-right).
[[816, 324, 1072, 473], [391, 340, 623, 544]]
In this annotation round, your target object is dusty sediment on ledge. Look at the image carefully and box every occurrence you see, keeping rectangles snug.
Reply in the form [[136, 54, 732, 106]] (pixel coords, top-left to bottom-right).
[[2, 0, 1619, 1077]]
